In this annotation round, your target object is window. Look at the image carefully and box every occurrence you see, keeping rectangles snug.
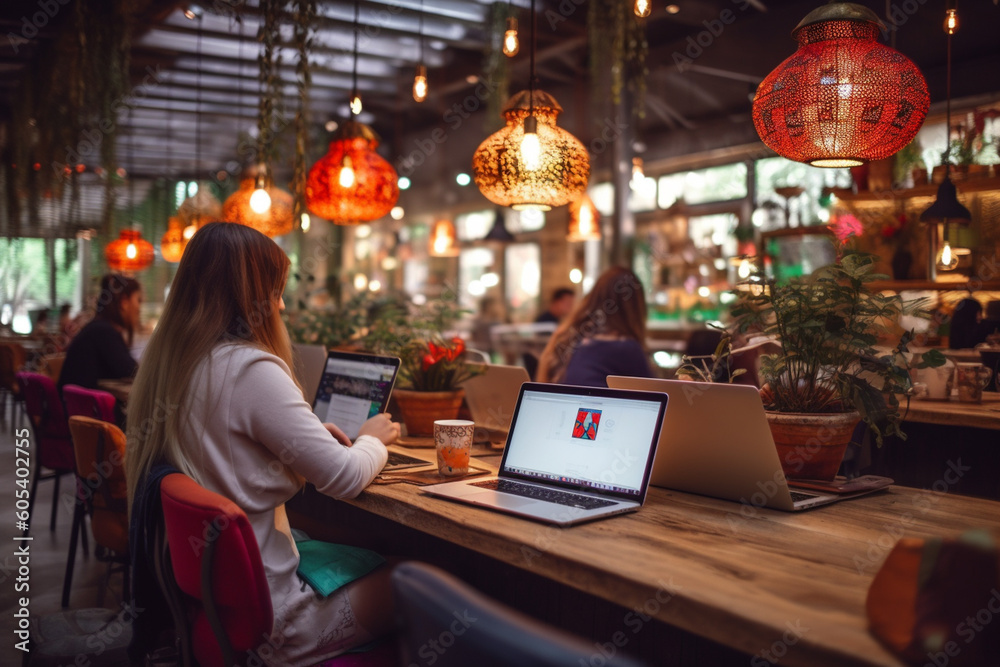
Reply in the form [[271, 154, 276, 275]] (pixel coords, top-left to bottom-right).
[[455, 210, 493, 241], [658, 163, 748, 208], [504, 243, 540, 321], [754, 157, 850, 227], [458, 247, 495, 310]]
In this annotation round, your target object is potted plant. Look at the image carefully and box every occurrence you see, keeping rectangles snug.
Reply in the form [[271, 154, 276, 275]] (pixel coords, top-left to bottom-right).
[[391, 336, 483, 436], [732, 251, 945, 480]]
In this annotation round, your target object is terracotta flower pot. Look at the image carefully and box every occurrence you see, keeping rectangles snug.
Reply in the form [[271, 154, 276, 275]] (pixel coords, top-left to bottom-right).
[[393, 388, 465, 437], [765, 411, 860, 481]]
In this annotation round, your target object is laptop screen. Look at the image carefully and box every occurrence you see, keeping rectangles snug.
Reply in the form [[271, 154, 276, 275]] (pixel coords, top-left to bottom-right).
[[312, 352, 400, 441], [500, 384, 667, 500]]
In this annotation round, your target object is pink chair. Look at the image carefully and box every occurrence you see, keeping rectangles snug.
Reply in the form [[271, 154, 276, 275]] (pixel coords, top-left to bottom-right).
[[16, 372, 76, 532], [63, 384, 117, 423]]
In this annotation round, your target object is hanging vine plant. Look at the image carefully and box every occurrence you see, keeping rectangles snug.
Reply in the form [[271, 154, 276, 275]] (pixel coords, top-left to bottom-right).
[[587, 0, 648, 121], [292, 0, 317, 226], [256, 0, 284, 178], [482, 2, 512, 133]]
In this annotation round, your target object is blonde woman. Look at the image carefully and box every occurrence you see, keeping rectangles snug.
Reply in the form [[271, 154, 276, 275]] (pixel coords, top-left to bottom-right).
[[126, 222, 399, 665], [537, 266, 654, 386]]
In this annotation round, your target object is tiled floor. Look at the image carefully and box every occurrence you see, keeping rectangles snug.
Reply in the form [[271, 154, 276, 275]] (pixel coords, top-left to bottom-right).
[[0, 403, 126, 663]]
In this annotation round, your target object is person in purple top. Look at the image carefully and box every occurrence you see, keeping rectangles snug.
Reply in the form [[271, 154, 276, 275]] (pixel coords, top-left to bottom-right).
[[537, 266, 655, 387]]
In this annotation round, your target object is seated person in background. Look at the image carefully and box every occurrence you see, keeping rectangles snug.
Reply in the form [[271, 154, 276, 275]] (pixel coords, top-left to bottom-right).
[[58, 274, 141, 393], [977, 300, 1000, 345], [125, 222, 400, 665], [534, 287, 576, 325], [31, 310, 50, 338], [949, 297, 985, 349], [58, 303, 79, 342], [537, 266, 655, 387]]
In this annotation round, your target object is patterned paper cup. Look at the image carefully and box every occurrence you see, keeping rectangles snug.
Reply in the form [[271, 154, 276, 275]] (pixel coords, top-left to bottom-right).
[[434, 419, 474, 476]]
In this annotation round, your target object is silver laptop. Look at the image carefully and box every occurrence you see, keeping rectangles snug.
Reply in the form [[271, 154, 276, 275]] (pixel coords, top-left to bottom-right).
[[606, 377, 891, 511], [291, 343, 327, 401], [460, 364, 530, 441], [422, 382, 668, 526]]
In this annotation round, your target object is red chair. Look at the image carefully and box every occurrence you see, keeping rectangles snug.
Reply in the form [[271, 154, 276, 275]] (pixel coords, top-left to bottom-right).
[[16, 372, 76, 532], [63, 416, 130, 609], [156, 473, 395, 667], [63, 384, 117, 423]]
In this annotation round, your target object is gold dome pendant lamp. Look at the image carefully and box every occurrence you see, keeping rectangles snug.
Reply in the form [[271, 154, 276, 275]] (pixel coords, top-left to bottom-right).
[[472, 0, 589, 211]]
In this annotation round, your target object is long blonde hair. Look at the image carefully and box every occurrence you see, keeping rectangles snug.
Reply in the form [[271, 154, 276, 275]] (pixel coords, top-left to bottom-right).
[[537, 266, 648, 383], [126, 222, 293, 507]]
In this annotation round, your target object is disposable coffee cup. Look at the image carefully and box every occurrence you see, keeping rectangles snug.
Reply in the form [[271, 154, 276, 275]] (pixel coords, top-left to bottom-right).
[[434, 419, 474, 476]]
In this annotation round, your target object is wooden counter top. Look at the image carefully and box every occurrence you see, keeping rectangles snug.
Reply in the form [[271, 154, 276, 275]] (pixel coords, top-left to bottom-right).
[[324, 466, 1000, 667], [899, 393, 1000, 431]]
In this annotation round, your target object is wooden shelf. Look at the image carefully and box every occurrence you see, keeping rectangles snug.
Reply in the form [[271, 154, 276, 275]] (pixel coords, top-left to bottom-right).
[[869, 280, 1000, 291], [829, 174, 1000, 202]]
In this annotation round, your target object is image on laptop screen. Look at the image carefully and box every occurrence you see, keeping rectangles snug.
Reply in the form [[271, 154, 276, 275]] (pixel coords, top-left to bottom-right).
[[312, 352, 400, 441], [501, 388, 663, 499]]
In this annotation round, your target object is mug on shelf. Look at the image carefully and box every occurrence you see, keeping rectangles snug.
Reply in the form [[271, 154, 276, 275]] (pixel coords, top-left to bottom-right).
[[954, 363, 993, 404], [910, 363, 953, 401]]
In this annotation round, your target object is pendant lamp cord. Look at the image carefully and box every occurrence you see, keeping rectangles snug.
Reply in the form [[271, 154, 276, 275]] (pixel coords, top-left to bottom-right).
[[528, 0, 536, 115], [418, 0, 424, 64], [195, 13, 202, 181], [943, 19, 952, 176], [351, 0, 360, 104]]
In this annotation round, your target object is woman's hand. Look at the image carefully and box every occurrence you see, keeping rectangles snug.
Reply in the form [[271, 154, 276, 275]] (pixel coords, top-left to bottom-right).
[[322, 422, 352, 447], [358, 413, 401, 446]]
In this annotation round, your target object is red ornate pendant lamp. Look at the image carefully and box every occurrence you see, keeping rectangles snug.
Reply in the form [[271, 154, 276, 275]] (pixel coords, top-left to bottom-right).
[[752, 2, 929, 167]]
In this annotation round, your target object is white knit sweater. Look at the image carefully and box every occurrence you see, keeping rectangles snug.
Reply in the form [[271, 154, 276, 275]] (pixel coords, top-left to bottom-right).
[[179, 343, 388, 665]]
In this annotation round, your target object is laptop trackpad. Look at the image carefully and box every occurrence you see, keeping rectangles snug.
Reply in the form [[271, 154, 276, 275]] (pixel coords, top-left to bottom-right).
[[465, 490, 536, 510]]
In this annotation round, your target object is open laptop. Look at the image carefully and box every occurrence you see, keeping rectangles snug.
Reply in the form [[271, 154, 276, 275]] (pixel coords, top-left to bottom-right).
[[606, 377, 892, 511], [422, 382, 669, 526], [291, 343, 327, 401], [460, 363, 530, 442]]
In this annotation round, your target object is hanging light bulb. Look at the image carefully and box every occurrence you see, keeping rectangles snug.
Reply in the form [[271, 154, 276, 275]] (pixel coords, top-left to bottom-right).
[[249, 167, 272, 214], [300, 213, 311, 232], [519, 115, 541, 170], [429, 219, 459, 257], [634, 0, 651, 18], [126, 242, 137, 260], [631, 157, 645, 187], [738, 258, 753, 279], [105, 229, 154, 272], [339, 156, 356, 188], [567, 194, 600, 242], [183, 224, 197, 240], [937, 239, 959, 271], [503, 17, 520, 57], [413, 64, 428, 103], [350, 93, 363, 116], [943, 7, 959, 35]]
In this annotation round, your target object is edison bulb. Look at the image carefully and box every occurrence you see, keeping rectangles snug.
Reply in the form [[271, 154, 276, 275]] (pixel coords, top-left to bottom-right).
[[339, 156, 355, 188], [936, 240, 959, 271], [412, 65, 428, 103], [249, 187, 272, 214], [738, 258, 752, 279], [183, 224, 196, 240], [126, 243, 137, 260], [578, 202, 595, 236], [300, 213, 311, 232], [503, 17, 519, 57], [944, 8, 959, 34], [634, 0, 651, 18], [350, 94, 362, 115], [520, 116, 540, 171]]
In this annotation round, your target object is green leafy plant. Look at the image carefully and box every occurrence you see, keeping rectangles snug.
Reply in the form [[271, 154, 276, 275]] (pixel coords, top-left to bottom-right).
[[676, 326, 746, 384], [732, 251, 945, 445]]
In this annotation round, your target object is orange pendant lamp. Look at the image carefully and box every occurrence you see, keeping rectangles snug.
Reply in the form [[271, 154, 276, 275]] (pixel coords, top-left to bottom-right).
[[567, 193, 600, 242], [105, 229, 155, 273], [160, 217, 187, 263], [221, 166, 295, 237], [429, 219, 460, 257], [752, 2, 929, 167], [306, 120, 399, 225]]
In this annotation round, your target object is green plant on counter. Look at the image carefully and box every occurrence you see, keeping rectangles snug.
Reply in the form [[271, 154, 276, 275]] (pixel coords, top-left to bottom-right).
[[893, 138, 924, 185], [676, 326, 746, 384], [732, 251, 946, 445]]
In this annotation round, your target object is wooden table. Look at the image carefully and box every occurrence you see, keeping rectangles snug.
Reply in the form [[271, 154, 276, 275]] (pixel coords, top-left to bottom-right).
[[898, 393, 1000, 430], [291, 463, 1000, 667]]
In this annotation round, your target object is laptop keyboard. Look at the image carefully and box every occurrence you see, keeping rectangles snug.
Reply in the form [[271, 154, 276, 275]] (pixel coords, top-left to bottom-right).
[[472, 479, 617, 510], [789, 491, 818, 503], [386, 452, 430, 467]]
